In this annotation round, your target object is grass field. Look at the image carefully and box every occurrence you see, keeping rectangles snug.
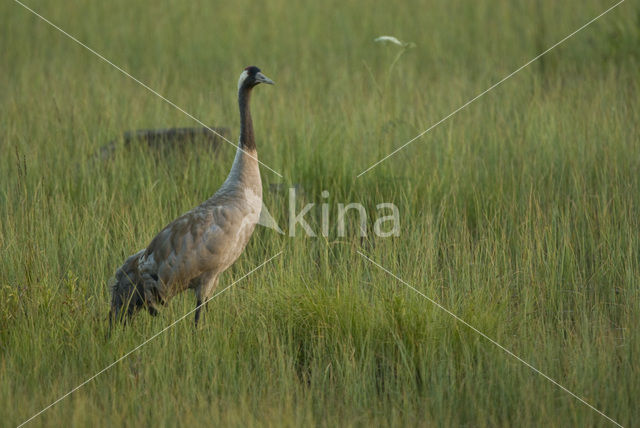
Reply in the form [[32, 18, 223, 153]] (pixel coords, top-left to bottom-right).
[[1, 0, 639, 426]]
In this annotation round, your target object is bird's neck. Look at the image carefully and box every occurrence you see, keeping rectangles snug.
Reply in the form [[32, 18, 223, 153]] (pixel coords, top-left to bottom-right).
[[220, 86, 261, 194], [238, 87, 255, 151]]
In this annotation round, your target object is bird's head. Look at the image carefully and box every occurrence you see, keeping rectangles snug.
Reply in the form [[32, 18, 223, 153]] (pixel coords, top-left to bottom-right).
[[238, 66, 274, 91]]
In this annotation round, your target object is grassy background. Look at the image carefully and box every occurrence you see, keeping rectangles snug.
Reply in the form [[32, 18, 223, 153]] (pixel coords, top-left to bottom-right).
[[1, 0, 639, 426]]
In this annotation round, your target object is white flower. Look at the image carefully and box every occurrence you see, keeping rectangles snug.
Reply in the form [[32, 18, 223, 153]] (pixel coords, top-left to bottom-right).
[[374, 36, 405, 47]]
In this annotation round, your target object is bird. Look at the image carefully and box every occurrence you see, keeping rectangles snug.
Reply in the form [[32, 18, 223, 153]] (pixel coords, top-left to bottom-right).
[[109, 66, 274, 326]]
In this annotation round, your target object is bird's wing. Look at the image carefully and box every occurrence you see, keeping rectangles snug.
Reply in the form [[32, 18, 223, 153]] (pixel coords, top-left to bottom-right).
[[137, 186, 261, 301], [109, 207, 224, 314], [139, 205, 233, 294]]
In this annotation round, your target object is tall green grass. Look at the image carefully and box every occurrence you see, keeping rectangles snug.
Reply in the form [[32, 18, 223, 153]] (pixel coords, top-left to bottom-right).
[[1, 0, 639, 426]]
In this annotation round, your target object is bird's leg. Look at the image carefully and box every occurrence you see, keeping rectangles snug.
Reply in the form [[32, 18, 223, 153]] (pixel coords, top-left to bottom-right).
[[194, 298, 203, 327], [194, 274, 218, 326]]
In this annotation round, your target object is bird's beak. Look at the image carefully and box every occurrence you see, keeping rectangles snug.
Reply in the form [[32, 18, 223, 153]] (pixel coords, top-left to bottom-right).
[[255, 72, 275, 85]]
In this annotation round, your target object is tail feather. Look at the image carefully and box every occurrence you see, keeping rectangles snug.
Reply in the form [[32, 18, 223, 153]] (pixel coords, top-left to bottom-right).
[[109, 250, 147, 324]]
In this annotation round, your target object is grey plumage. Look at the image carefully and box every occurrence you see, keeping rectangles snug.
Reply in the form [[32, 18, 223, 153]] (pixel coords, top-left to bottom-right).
[[109, 66, 274, 326]]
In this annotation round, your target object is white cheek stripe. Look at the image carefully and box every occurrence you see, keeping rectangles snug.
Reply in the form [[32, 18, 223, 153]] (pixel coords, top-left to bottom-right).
[[237, 70, 249, 90]]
